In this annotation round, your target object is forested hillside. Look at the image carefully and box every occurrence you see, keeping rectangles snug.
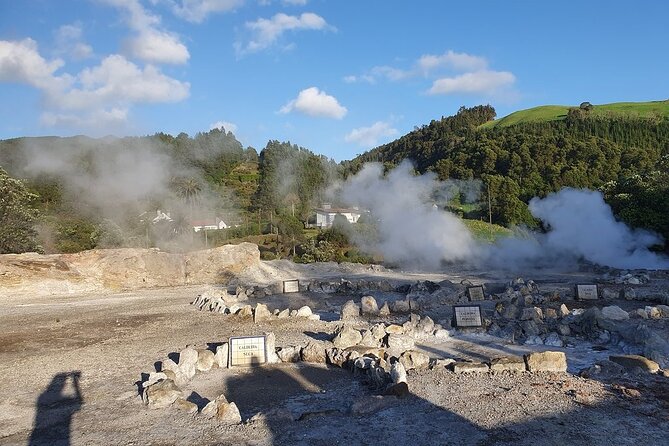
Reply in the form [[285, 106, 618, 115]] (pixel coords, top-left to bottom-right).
[[344, 102, 669, 246], [0, 131, 337, 254]]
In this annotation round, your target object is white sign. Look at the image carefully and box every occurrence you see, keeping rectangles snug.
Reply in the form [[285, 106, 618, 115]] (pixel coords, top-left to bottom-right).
[[576, 284, 598, 300], [453, 305, 483, 327], [467, 286, 485, 302], [283, 279, 299, 293], [228, 335, 267, 367]]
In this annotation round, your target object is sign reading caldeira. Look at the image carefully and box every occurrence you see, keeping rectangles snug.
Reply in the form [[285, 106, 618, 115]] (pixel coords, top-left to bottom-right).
[[228, 335, 267, 367], [575, 284, 599, 300], [453, 305, 483, 327]]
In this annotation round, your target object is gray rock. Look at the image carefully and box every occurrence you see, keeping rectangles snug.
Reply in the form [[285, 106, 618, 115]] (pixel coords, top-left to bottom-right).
[[657, 305, 669, 318], [178, 347, 199, 379], [214, 343, 229, 368], [173, 397, 198, 414], [390, 360, 407, 384], [433, 328, 450, 339], [289, 309, 298, 317], [386, 334, 415, 352], [416, 315, 435, 335], [196, 349, 215, 372], [524, 351, 567, 372], [453, 362, 489, 373], [385, 324, 404, 334], [307, 314, 321, 321], [296, 306, 313, 317], [301, 341, 328, 363], [558, 304, 570, 317], [332, 325, 363, 349], [392, 300, 411, 313], [237, 304, 253, 318], [254, 303, 272, 323], [521, 320, 541, 337], [277, 346, 301, 362], [359, 330, 381, 347], [142, 372, 167, 388], [609, 354, 660, 373], [524, 335, 544, 345], [341, 300, 360, 320], [601, 288, 621, 299], [378, 301, 391, 316], [399, 350, 430, 370], [489, 356, 525, 372], [361, 295, 379, 315], [601, 305, 629, 321], [521, 307, 543, 321], [265, 332, 280, 363], [543, 332, 564, 347], [160, 358, 179, 373], [143, 379, 182, 409], [202, 396, 242, 424], [277, 308, 290, 319], [579, 360, 625, 379], [201, 394, 227, 418], [371, 323, 387, 340]]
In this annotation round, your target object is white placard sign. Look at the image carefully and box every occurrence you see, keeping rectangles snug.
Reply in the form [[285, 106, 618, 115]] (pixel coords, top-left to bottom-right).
[[228, 335, 267, 367], [453, 305, 483, 327], [576, 284, 599, 300], [467, 286, 485, 302], [283, 279, 299, 293]]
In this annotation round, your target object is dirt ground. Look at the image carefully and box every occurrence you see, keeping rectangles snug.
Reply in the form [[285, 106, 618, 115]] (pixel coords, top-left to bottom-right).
[[1, 266, 668, 445]]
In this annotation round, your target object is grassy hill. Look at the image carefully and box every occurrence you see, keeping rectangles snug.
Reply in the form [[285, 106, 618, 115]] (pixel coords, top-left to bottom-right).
[[481, 100, 669, 129]]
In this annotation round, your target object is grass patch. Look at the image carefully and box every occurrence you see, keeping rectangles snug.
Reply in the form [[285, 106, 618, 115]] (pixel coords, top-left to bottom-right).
[[462, 219, 513, 243], [480, 100, 669, 129]]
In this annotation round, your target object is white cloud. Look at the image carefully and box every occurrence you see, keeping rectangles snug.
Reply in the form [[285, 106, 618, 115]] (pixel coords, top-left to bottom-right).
[[427, 70, 515, 95], [102, 0, 190, 64], [0, 39, 190, 132], [370, 65, 411, 81], [172, 0, 244, 23], [282, 0, 308, 5], [124, 29, 190, 64], [417, 50, 487, 74], [0, 39, 68, 90], [236, 12, 332, 54], [343, 74, 375, 84], [54, 23, 93, 60], [210, 120, 238, 133], [279, 86, 347, 119], [56, 54, 190, 110], [345, 121, 398, 147]]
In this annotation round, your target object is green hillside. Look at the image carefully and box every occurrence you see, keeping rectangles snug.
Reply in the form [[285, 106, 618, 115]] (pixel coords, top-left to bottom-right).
[[481, 100, 669, 129]]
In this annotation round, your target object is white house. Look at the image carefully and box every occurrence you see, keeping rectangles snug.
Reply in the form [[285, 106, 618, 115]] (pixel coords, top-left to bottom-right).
[[313, 203, 363, 228], [191, 218, 229, 232]]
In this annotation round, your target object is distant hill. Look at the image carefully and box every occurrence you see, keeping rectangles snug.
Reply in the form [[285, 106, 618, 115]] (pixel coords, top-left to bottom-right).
[[345, 102, 669, 246], [480, 100, 669, 129]]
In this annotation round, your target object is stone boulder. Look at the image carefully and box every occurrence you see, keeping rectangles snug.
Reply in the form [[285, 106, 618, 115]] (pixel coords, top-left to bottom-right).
[[601, 305, 629, 321], [489, 356, 526, 372], [361, 295, 379, 315], [609, 354, 660, 373], [196, 349, 215, 372], [143, 379, 182, 409], [301, 341, 329, 363], [399, 350, 430, 370], [341, 300, 360, 320], [332, 326, 363, 349], [254, 303, 272, 323], [524, 351, 567, 372], [178, 347, 199, 379]]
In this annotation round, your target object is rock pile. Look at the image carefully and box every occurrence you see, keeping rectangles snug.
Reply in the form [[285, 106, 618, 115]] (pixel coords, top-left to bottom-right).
[[190, 295, 321, 322]]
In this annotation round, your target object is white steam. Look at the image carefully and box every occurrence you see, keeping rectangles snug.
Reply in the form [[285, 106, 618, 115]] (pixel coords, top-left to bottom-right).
[[339, 162, 477, 269], [528, 188, 668, 269], [337, 162, 669, 270]]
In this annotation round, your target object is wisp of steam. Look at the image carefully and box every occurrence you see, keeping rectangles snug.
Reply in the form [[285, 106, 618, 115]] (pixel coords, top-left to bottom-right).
[[338, 162, 669, 270]]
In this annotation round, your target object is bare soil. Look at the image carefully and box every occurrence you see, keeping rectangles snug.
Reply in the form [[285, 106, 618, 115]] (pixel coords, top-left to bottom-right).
[[1, 267, 668, 445]]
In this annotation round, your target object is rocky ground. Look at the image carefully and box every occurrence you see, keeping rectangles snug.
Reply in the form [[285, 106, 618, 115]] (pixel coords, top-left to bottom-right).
[[1, 258, 669, 445]]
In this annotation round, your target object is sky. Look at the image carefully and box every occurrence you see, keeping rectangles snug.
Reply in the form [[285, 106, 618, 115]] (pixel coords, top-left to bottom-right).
[[1, 0, 668, 161]]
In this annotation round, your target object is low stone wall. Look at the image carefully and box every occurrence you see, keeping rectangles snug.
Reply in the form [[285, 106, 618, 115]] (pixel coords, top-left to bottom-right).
[[0, 242, 260, 296]]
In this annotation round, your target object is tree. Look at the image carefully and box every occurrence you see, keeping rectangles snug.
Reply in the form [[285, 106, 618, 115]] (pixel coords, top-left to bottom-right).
[[0, 167, 41, 253]]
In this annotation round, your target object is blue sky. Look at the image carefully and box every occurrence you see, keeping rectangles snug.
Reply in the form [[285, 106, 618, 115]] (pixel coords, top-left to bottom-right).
[[1, 0, 668, 161]]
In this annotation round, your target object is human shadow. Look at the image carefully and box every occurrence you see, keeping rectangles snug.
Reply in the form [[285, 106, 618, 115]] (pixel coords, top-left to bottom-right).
[[28, 371, 83, 446]]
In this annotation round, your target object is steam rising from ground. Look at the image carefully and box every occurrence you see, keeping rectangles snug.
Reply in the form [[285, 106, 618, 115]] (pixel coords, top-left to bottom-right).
[[338, 162, 669, 270], [340, 162, 477, 269], [16, 136, 237, 250]]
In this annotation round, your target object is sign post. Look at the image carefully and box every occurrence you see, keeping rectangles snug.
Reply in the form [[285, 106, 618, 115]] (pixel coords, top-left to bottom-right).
[[228, 335, 268, 367], [453, 305, 483, 328]]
